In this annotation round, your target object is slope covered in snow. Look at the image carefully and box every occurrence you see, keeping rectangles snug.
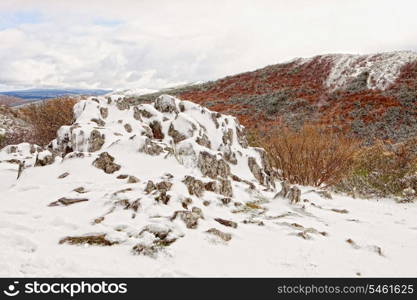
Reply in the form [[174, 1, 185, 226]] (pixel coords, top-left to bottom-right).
[[0, 95, 416, 277]]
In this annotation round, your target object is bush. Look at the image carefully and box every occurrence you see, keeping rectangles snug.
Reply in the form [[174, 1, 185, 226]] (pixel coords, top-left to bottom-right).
[[255, 125, 360, 187], [19, 97, 78, 146], [337, 140, 417, 198]]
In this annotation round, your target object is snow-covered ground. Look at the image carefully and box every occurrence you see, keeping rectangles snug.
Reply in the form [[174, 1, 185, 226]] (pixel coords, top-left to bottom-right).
[[0, 95, 416, 277]]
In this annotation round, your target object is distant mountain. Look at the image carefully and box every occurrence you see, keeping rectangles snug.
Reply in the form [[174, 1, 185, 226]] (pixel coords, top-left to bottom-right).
[[0, 89, 112, 102], [135, 51, 417, 143], [0, 95, 25, 106]]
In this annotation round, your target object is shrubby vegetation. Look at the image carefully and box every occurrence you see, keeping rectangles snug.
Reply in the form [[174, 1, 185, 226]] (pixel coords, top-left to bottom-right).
[[252, 124, 417, 201]]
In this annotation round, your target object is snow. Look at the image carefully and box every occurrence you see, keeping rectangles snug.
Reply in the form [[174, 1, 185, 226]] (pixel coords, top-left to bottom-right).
[[0, 94, 416, 277], [324, 51, 417, 90]]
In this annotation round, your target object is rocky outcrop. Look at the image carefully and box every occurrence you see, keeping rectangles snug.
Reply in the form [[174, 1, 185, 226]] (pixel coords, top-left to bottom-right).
[[198, 151, 230, 179], [92, 152, 121, 174]]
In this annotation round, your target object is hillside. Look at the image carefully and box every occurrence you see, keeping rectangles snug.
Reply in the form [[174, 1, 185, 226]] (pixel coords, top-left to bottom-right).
[[134, 51, 417, 142], [0, 95, 416, 277]]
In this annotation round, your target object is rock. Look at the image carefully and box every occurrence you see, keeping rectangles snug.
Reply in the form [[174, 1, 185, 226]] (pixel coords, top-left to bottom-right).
[[100, 107, 108, 119], [183, 176, 205, 197], [155, 191, 170, 204], [132, 244, 159, 257], [181, 197, 192, 209], [154, 95, 178, 113], [58, 172, 70, 179], [289, 187, 301, 204], [92, 152, 121, 174], [331, 208, 349, 214], [204, 181, 217, 192], [171, 209, 202, 229], [35, 152, 55, 167], [236, 126, 249, 148], [139, 138, 164, 156], [217, 178, 233, 197], [156, 181, 173, 192], [196, 134, 211, 149], [73, 187, 87, 193], [221, 197, 232, 205], [274, 181, 290, 199], [116, 99, 130, 110], [117, 174, 129, 179], [198, 151, 230, 179], [134, 107, 153, 119], [248, 157, 264, 184], [88, 130, 105, 152], [91, 118, 105, 126], [49, 197, 88, 206], [128, 175, 140, 183], [203, 200, 210, 206], [206, 228, 232, 241], [149, 121, 164, 140], [124, 123, 133, 133], [211, 113, 220, 128], [132, 107, 143, 121], [214, 218, 238, 228], [168, 124, 186, 143], [222, 128, 233, 145], [145, 180, 156, 194], [60, 234, 116, 246]]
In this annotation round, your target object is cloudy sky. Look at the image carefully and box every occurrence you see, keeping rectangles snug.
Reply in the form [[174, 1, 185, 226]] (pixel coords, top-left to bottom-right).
[[0, 0, 416, 91]]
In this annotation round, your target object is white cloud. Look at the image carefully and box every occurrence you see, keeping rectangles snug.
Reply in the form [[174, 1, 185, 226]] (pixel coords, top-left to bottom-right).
[[0, 0, 416, 91]]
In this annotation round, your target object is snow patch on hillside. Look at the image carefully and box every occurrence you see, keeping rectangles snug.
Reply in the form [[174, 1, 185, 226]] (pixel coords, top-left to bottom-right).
[[324, 51, 417, 90]]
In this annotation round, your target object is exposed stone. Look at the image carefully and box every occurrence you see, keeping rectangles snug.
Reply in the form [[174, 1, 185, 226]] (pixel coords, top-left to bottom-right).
[[214, 218, 238, 228], [289, 186, 301, 204], [171, 209, 202, 229], [73, 187, 87, 194], [92, 152, 121, 174], [198, 151, 230, 179], [222, 128, 233, 145], [116, 99, 130, 110], [156, 181, 173, 192], [34, 152, 55, 167], [204, 181, 217, 192], [183, 176, 205, 197], [248, 157, 264, 184], [117, 174, 129, 179], [181, 197, 192, 209], [274, 181, 290, 199], [91, 118, 105, 126], [124, 123, 133, 133], [168, 124, 186, 143], [128, 176, 140, 183], [133, 107, 143, 121], [220, 197, 232, 205], [49, 197, 88, 207], [211, 113, 220, 128], [154, 95, 178, 113], [100, 107, 108, 119], [60, 234, 116, 246], [196, 134, 211, 149], [145, 180, 156, 194], [155, 191, 170, 204], [139, 138, 164, 156], [132, 244, 159, 257], [206, 228, 232, 241], [88, 130, 105, 152], [149, 121, 164, 140], [217, 178, 233, 197], [58, 172, 69, 179], [236, 126, 249, 148]]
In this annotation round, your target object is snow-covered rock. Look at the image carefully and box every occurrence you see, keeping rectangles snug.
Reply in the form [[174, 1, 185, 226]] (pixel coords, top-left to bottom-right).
[[0, 94, 416, 277]]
